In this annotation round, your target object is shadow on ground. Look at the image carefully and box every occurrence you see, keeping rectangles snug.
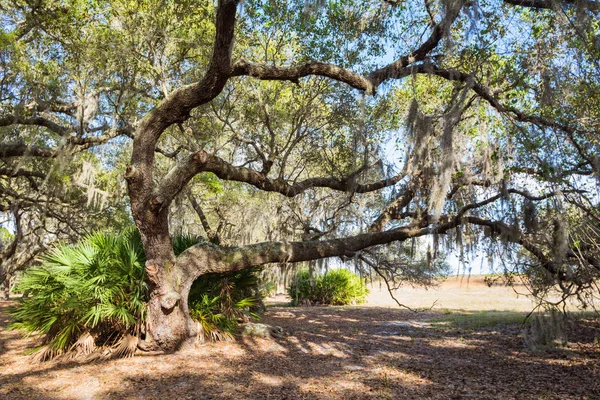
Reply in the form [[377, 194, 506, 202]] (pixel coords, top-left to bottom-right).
[[1, 300, 599, 400]]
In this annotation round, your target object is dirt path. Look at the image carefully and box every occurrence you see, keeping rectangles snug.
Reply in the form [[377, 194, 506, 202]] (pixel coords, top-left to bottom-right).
[[1, 300, 599, 400]]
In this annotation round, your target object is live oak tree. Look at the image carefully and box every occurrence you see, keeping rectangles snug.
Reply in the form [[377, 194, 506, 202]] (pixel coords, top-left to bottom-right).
[[2, 0, 599, 351]]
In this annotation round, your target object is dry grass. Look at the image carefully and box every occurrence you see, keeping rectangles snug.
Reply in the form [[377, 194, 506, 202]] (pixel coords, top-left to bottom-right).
[[1, 277, 598, 399], [363, 275, 583, 312], [270, 275, 583, 312]]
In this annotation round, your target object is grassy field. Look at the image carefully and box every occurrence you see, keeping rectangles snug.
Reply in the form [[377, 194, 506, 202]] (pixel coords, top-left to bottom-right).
[[363, 275, 585, 312], [271, 274, 584, 314], [367, 275, 531, 310]]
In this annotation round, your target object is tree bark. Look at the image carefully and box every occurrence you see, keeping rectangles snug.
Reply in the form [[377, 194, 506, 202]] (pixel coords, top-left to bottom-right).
[[2, 273, 10, 301], [130, 194, 199, 350], [144, 259, 198, 351]]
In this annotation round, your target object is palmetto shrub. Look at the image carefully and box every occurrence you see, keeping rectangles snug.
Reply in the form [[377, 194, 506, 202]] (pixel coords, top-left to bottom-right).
[[189, 294, 257, 342], [188, 267, 262, 342], [10, 230, 262, 361], [172, 233, 208, 256], [10, 228, 146, 361], [288, 268, 369, 306]]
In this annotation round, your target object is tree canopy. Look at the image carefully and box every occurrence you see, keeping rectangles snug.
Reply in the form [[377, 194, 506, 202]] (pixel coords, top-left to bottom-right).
[[1, 0, 599, 350]]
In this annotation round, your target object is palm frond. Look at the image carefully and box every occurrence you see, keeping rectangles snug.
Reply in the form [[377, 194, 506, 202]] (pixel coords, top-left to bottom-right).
[[110, 334, 138, 359], [10, 228, 149, 361]]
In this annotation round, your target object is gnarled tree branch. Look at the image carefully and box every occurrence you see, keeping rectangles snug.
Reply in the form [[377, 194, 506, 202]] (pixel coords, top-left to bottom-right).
[[230, 1, 463, 94], [503, 0, 600, 12], [157, 149, 406, 204]]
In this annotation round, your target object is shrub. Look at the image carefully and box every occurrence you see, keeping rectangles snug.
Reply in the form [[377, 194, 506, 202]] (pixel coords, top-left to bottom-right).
[[288, 269, 315, 305], [188, 267, 262, 341], [10, 229, 264, 360], [288, 268, 369, 306], [319, 269, 370, 305], [172, 233, 207, 256], [189, 294, 257, 342], [10, 228, 147, 361]]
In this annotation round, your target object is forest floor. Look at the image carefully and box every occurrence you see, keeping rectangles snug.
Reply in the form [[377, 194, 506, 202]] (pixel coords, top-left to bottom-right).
[[1, 277, 599, 400]]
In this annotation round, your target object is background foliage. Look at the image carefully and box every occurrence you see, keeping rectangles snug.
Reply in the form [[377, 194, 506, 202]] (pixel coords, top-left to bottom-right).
[[288, 268, 369, 306]]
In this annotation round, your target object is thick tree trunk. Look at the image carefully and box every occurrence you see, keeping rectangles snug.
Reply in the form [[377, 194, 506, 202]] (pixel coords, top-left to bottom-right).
[[144, 259, 198, 351], [130, 195, 201, 351]]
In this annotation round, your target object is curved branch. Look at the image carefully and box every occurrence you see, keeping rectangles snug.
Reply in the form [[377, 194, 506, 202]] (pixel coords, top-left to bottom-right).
[[423, 66, 580, 132], [0, 168, 46, 179], [128, 0, 239, 210], [377, 62, 589, 145], [0, 127, 126, 158], [176, 222, 427, 277], [458, 216, 557, 273], [393, 63, 597, 167], [232, 60, 376, 93], [370, 179, 576, 232], [230, 1, 463, 94], [0, 144, 58, 158], [368, 0, 462, 87], [176, 206, 587, 288], [0, 114, 71, 136], [369, 177, 420, 232], [70, 127, 129, 148], [503, 0, 600, 12], [157, 149, 405, 204], [178, 212, 558, 278]]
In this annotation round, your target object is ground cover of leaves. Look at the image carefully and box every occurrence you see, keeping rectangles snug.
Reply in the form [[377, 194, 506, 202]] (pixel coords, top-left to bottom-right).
[[1, 299, 599, 399]]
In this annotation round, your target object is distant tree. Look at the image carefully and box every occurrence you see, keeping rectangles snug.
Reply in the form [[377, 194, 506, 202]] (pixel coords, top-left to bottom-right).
[[0, 126, 130, 299], [1, 0, 599, 351], [0, 161, 130, 300]]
